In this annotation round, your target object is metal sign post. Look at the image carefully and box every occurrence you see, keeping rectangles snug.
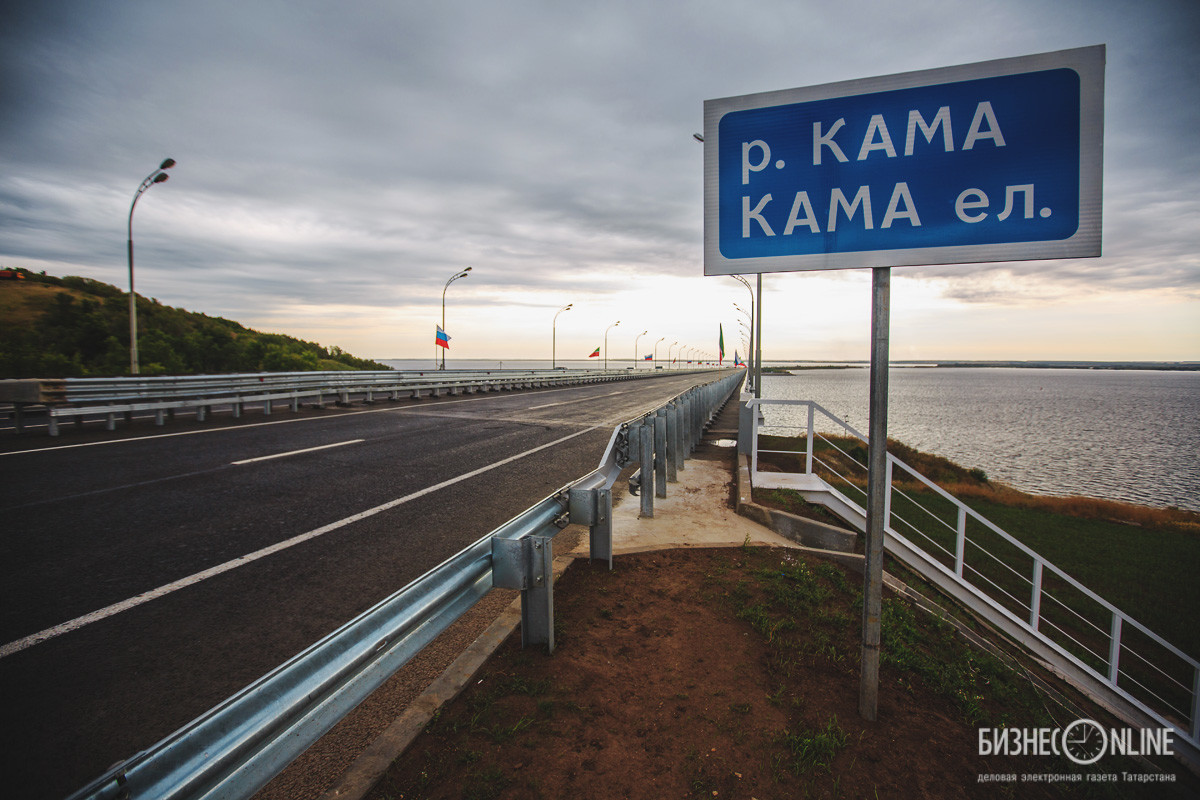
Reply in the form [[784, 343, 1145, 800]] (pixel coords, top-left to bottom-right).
[[702, 45, 1104, 723], [860, 266, 890, 720]]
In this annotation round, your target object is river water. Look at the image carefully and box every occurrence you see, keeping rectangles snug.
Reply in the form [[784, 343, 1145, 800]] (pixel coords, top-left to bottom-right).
[[757, 367, 1200, 512]]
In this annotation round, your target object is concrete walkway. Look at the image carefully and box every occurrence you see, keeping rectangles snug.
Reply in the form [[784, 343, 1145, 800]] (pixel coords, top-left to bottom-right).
[[571, 452, 799, 557]]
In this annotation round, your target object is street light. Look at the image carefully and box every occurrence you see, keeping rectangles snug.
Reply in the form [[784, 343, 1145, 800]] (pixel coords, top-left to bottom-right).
[[604, 320, 620, 370], [667, 341, 679, 370], [653, 336, 665, 369], [440, 267, 471, 369], [127, 157, 175, 375], [731, 275, 757, 396], [552, 303, 572, 369], [633, 330, 648, 369], [695, 133, 756, 379]]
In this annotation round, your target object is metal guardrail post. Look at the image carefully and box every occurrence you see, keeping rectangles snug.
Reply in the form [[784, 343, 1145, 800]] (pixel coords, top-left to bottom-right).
[[492, 535, 556, 651], [654, 409, 667, 499], [686, 393, 696, 453], [639, 420, 654, 518], [569, 486, 612, 570], [666, 402, 679, 483], [523, 537, 554, 652], [686, 390, 695, 449]]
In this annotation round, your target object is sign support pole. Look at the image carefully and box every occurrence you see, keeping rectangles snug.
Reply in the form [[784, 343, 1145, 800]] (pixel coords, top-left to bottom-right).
[[754, 274, 763, 398], [860, 266, 890, 722]]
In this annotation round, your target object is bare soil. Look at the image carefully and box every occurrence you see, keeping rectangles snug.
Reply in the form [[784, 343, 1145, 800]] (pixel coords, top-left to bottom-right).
[[364, 545, 1195, 800]]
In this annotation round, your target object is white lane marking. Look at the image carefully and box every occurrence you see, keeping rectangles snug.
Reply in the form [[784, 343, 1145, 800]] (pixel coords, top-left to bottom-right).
[[0, 385, 609, 457], [528, 390, 625, 410], [231, 439, 363, 465], [0, 424, 602, 660]]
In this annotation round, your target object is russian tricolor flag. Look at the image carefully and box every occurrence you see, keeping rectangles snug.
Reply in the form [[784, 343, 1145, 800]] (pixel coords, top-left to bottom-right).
[[435, 325, 450, 349]]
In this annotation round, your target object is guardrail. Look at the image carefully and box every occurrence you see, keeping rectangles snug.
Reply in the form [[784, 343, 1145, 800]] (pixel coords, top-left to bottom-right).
[[65, 369, 745, 800], [748, 398, 1200, 769], [0, 367, 707, 436]]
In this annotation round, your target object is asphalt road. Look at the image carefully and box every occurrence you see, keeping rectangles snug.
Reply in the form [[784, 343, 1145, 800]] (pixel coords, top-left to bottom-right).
[[0, 371, 724, 800]]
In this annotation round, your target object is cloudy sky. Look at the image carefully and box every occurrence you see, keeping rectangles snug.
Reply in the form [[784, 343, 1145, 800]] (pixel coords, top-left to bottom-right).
[[2, 0, 1198, 363]]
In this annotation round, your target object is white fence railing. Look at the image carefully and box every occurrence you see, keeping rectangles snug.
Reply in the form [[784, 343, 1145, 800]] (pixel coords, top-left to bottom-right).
[[749, 398, 1199, 766]]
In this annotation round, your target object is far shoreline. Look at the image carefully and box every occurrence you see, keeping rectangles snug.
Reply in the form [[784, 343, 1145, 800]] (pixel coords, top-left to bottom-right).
[[762, 360, 1199, 372]]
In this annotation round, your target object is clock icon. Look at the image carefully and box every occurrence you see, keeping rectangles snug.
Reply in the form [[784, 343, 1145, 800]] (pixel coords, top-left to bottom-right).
[[1062, 719, 1107, 765]]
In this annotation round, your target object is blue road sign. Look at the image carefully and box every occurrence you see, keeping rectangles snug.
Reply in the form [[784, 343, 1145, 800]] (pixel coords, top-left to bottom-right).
[[703, 46, 1104, 274]]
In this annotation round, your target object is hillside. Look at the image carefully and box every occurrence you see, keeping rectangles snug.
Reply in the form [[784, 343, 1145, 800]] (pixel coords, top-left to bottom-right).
[[0, 268, 391, 378]]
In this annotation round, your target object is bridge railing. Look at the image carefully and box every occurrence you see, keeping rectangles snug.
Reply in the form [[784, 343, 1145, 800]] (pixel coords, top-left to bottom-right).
[[0, 367, 706, 435], [749, 398, 1200, 768], [65, 369, 745, 800]]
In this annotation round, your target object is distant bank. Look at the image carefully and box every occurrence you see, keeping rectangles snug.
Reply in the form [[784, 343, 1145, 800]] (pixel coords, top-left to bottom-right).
[[763, 360, 1199, 371]]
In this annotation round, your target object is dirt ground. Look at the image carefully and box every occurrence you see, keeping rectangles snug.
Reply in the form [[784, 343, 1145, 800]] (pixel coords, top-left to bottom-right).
[[363, 545, 1195, 800]]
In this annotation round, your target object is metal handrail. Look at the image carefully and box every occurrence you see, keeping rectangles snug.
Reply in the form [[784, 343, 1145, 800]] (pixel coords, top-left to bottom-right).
[[66, 369, 744, 800], [749, 397, 1200, 760], [1, 367, 712, 435], [55, 369, 626, 400]]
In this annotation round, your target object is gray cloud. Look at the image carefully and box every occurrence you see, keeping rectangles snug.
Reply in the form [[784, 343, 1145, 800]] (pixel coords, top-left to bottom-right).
[[2, 0, 1198, 355]]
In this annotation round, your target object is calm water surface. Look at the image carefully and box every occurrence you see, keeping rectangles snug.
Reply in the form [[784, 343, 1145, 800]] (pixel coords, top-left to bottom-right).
[[759, 368, 1200, 512]]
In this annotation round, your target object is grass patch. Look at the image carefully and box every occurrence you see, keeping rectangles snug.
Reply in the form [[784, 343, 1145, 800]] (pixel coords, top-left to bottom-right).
[[775, 716, 848, 774]]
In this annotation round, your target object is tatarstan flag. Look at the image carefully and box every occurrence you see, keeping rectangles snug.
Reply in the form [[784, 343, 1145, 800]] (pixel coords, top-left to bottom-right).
[[718, 324, 725, 365], [588, 347, 600, 358]]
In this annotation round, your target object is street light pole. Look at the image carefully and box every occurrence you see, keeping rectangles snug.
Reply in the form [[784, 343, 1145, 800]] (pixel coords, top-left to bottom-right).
[[440, 267, 471, 370], [634, 330, 648, 369], [731, 275, 756, 396], [127, 158, 175, 375], [604, 320, 620, 370], [552, 303, 572, 368], [653, 337, 665, 369]]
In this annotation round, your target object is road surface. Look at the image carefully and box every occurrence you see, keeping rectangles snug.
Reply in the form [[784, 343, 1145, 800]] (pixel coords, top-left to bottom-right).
[[0, 371, 727, 799]]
